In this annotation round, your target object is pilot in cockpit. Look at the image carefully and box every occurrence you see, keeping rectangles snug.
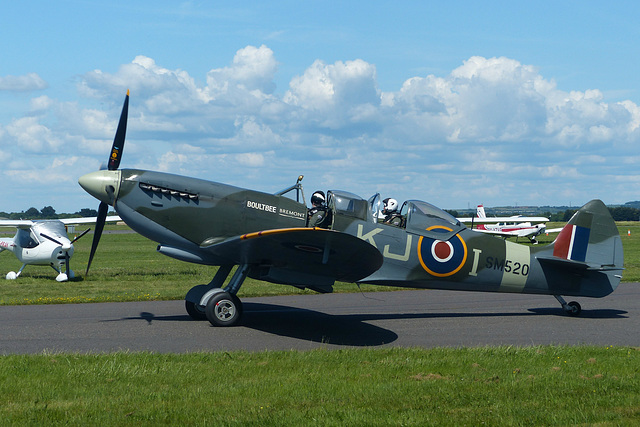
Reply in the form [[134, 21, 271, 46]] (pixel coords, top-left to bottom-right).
[[382, 198, 404, 227], [307, 190, 332, 228]]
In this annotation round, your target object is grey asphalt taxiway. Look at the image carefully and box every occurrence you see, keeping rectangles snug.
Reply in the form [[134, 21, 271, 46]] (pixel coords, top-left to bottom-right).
[[1, 283, 638, 354]]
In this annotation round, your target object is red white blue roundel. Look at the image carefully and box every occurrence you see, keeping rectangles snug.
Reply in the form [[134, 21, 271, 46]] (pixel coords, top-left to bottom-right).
[[418, 226, 467, 277]]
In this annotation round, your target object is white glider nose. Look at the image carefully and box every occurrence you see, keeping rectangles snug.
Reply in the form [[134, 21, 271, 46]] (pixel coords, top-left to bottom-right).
[[78, 170, 122, 205]]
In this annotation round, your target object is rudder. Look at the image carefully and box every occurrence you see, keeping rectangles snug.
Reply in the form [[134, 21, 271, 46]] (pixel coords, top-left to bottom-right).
[[544, 199, 623, 295]]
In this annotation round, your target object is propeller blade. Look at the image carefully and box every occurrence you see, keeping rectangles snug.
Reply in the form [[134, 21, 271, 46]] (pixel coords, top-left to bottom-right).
[[40, 232, 63, 246], [65, 251, 71, 278], [107, 90, 129, 171], [86, 201, 108, 276], [85, 90, 128, 275], [70, 228, 91, 244]]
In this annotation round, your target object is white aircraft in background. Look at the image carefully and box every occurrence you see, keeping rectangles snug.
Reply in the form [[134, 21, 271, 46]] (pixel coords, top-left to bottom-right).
[[0, 216, 121, 281], [457, 205, 562, 244]]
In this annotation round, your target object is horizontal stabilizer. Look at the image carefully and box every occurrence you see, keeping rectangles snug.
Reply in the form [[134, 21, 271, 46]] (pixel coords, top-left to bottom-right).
[[538, 255, 622, 272], [537, 256, 589, 272]]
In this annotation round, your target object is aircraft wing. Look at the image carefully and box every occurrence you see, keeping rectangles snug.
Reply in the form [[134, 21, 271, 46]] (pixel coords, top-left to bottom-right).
[[59, 216, 122, 225], [470, 228, 525, 237], [545, 227, 564, 233], [0, 220, 35, 229], [201, 227, 384, 285], [471, 226, 546, 238], [0, 216, 121, 228], [457, 216, 549, 224]]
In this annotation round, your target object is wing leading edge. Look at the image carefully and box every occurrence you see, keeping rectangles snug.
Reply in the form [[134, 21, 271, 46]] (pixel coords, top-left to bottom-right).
[[0, 216, 121, 228]]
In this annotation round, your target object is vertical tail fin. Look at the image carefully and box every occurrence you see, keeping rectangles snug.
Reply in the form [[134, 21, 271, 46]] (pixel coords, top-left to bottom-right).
[[476, 205, 486, 219], [552, 200, 622, 268], [538, 199, 623, 297]]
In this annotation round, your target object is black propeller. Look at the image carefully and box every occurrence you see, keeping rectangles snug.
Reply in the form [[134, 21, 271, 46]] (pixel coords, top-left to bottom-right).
[[41, 232, 70, 277], [71, 228, 92, 244], [108, 90, 129, 171], [86, 90, 129, 276], [40, 228, 90, 279], [39, 232, 63, 247]]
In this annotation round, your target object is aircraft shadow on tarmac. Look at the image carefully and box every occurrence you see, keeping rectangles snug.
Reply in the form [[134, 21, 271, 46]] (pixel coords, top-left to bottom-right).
[[119, 302, 627, 347], [526, 308, 628, 318]]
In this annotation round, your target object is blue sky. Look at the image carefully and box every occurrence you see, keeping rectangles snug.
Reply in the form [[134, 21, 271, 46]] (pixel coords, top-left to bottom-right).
[[2, 1, 640, 214]]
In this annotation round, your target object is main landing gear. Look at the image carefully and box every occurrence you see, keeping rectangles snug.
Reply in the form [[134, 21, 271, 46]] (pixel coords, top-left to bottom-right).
[[554, 295, 582, 316], [184, 264, 248, 327]]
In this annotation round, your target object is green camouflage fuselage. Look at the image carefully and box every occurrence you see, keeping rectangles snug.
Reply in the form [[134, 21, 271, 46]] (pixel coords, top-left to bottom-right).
[[100, 169, 624, 299]]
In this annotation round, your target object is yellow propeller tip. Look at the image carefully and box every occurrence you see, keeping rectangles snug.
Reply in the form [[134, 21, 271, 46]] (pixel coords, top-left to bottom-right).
[[126, 89, 130, 96]]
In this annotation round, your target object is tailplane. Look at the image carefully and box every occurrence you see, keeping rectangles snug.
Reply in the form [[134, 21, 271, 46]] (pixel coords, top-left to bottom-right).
[[536, 199, 623, 297]]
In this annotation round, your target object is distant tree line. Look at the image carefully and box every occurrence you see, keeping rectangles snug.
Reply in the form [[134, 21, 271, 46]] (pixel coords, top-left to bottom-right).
[[607, 207, 640, 222], [0, 206, 99, 220], [3, 205, 640, 222], [542, 207, 640, 222]]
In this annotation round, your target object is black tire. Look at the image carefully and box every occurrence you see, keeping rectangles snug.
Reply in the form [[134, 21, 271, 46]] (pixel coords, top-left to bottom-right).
[[231, 294, 244, 316], [567, 301, 582, 316], [185, 300, 207, 321], [205, 292, 241, 326]]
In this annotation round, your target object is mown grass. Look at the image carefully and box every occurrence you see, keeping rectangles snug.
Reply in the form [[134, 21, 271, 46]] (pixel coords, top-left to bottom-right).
[[1, 222, 638, 305], [0, 225, 406, 305], [1, 346, 638, 425], [1, 226, 638, 425]]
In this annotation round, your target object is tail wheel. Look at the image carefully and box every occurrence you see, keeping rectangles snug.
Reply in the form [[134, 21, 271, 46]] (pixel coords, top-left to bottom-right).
[[205, 292, 242, 326], [566, 301, 582, 316]]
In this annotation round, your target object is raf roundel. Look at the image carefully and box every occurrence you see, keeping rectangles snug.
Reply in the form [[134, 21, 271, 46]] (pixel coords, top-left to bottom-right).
[[418, 226, 467, 277]]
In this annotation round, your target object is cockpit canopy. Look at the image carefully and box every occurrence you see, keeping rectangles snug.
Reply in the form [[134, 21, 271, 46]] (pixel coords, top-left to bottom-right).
[[400, 200, 466, 240], [16, 221, 68, 249], [329, 191, 371, 219], [327, 190, 466, 239]]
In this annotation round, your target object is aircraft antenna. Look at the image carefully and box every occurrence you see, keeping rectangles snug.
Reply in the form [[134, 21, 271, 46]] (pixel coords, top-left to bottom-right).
[[355, 283, 384, 301]]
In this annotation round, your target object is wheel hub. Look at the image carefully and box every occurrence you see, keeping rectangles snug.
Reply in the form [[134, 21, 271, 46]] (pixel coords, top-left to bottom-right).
[[215, 300, 235, 320]]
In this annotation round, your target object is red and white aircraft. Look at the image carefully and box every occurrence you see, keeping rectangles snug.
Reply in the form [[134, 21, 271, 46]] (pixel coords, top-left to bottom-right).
[[457, 205, 562, 244]]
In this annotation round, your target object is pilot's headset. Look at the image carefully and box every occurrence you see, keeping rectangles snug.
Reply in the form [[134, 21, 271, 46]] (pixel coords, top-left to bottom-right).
[[311, 191, 326, 206], [383, 198, 398, 214]]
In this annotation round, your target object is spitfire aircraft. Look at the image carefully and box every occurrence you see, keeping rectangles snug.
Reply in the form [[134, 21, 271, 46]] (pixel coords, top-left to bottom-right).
[[458, 205, 562, 244], [78, 92, 624, 326], [0, 216, 120, 281]]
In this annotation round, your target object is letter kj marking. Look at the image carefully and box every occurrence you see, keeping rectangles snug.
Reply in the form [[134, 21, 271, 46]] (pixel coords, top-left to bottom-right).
[[418, 226, 467, 277], [383, 235, 413, 261], [357, 224, 383, 248]]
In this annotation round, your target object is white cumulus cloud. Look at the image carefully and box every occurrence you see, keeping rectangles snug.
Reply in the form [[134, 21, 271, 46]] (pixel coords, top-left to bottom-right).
[[3, 47, 640, 212], [0, 73, 47, 92]]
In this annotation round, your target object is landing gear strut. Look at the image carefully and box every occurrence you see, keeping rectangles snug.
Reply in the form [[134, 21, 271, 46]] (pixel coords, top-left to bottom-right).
[[6, 264, 27, 280], [185, 264, 248, 326], [554, 295, 582, 316]]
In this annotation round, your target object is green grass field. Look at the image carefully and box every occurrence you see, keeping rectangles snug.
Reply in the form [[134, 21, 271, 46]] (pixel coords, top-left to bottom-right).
[[1, 223, 639, 425], [1, 347, 639, 425], [0, 224, 412, 305], [0, 222, 638, 305]]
